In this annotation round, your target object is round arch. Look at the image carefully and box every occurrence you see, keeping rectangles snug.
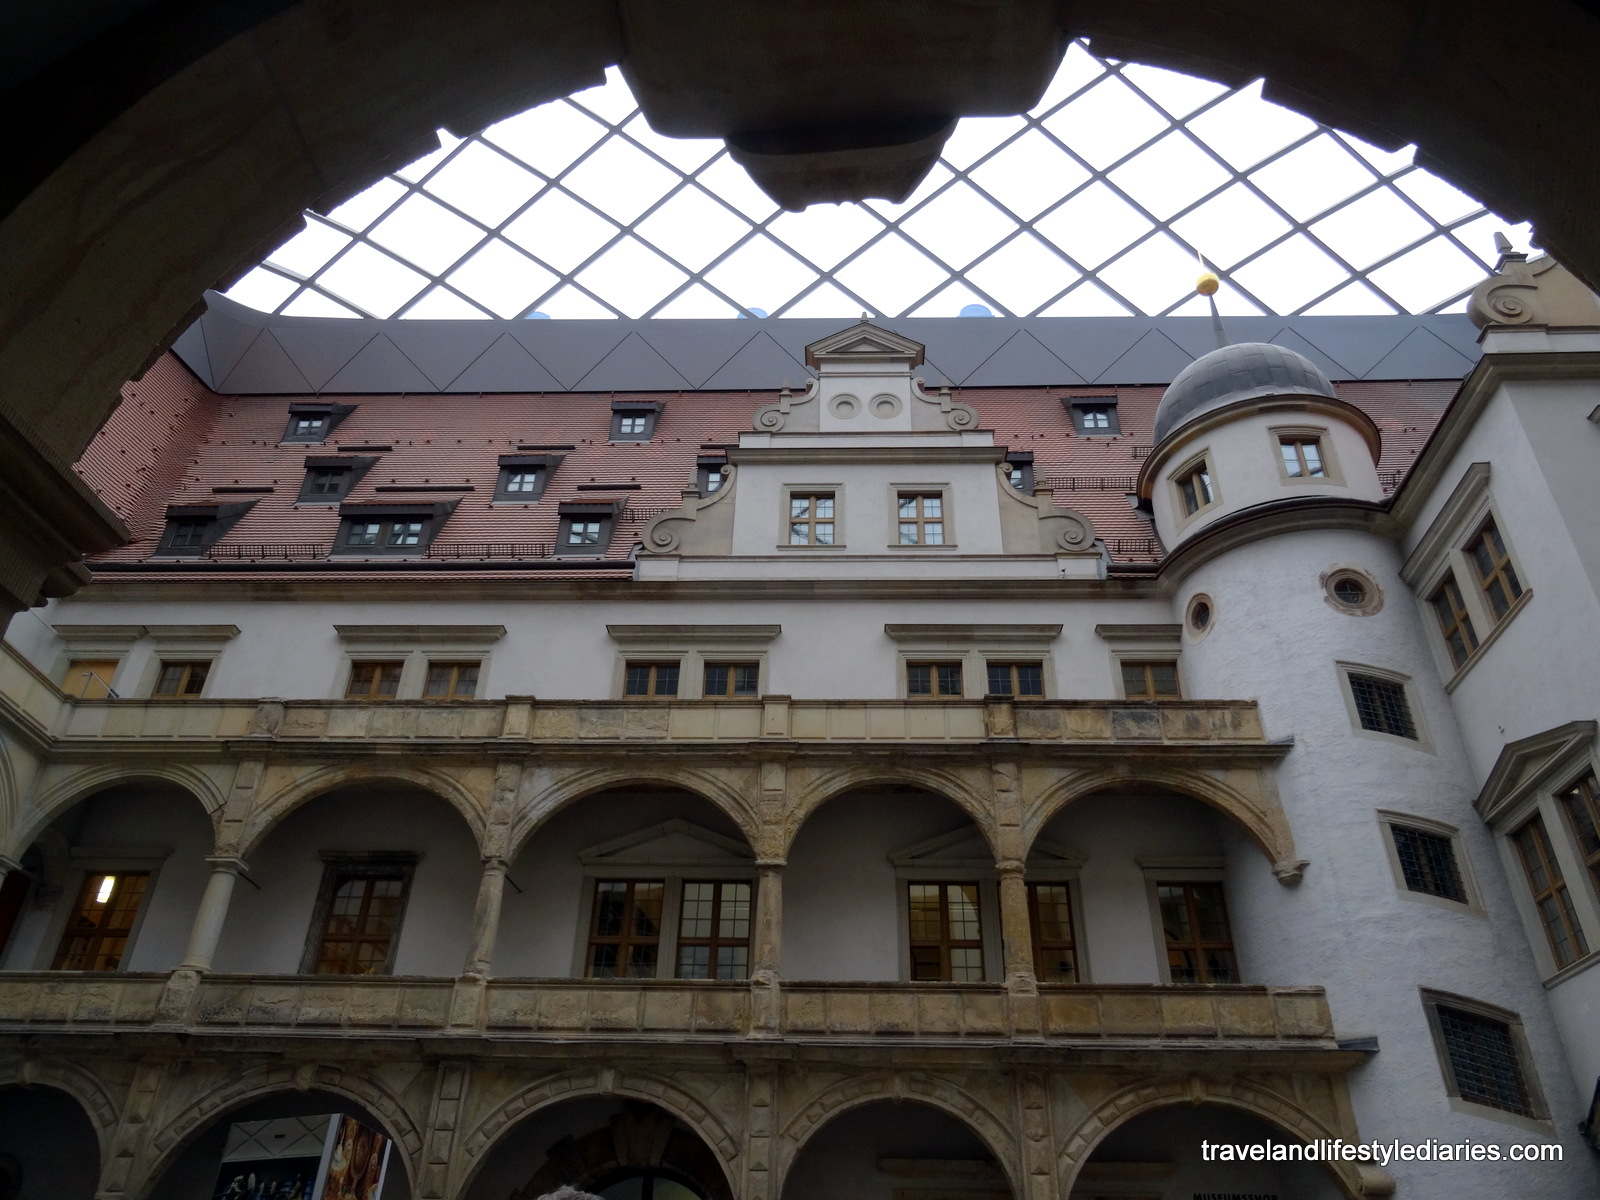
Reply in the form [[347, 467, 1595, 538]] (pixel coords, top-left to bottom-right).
[[0, 1061, 118, 1162], [774, 1074, 1019, 1200], [238, 763, 489, 858], [135, 1064, 424, 1200], [505, 766, 760, 860], [1023, 765, 1298, 875], [1058, 1077, 1365, 1200], [7, 764, 224, 860], [782, 765, 998, 862], [457, 1070, 741, 1200]]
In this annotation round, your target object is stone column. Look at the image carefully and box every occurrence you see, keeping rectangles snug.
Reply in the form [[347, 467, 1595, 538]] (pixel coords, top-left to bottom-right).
[[751, 862, 784, 981], [178, 856, 248, 971], [463, 856, 510, 978], [997, 860, 1036, 990]]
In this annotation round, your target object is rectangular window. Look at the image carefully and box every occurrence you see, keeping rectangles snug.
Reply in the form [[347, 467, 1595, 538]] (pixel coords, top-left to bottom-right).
[[1067, 399, 1121, 435], [340, 515, 433, 551], [986, 662, 1044, 697], [703, 662, 759, 697], [1390, 824, 1469, 903], [494, 454, 557, 502], [1176, 461, 1214, 516], [788, 493, 835, 545], [561, 518, 609, 550], [1348, 672, 1418, 739], [63, 659, 118, 700], [1468, 517, 1524, 621], [346, 661, 404, 699], [1278, 436, 1326, 478], [625, 662, 680, 698], [1121, 660, 1181, 700], [1157, 881, 1238, 983], [423, 661, 479, 700], [287, 414, 330, 441], [1029, 883, 1077, 983], [697, 465, 726, 493], [303, 467, 352, 499], [907, 661, 963, 698], [675, 880, 752, 980], [896, 493, 945, 545], [502, 469, 542, 494], [1434, 1003, 1536, 1117], [153, 660, 209, 698], [1559, 771, 1600, 898], [587, 880, 664, 978], [1512, 815, 1588, 968], [51, 872, 150, 970], [610, 404, 661, 441], [1005, 457, 1034, 491], [1430, 576, 1480, 669], [166, 517, 214, 549], [312, 869, 409, 975], [907, 882, 984, 981]]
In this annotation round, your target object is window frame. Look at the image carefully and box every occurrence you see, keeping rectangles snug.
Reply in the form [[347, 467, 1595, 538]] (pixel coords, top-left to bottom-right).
[[1169, 449, 1219, 524], [887, 624, 1062, 702], [1065, 396, 1121, 436], [1377, 811, 1483, 914], [297, 455, 377, 504], [984, 661, 1046, 698], [421, 659, 482, 700], [1558, 770, 1600, 907], [281, 403, 354, 445], [1117, 658, 1182, 701], [905, 660, 965, 699], [333, 503, 454, 557], [1269, 423, 1342, 485], [1420, 989, 1551, 1130], [151, 658, 212, 699], [344, 659, 406, 700], [556, 501, 619, 556], [780, 485, 842, 549], [701, 660, 761, 699], [1028, 880, 1081, 983], [905, 881, 987, 982], [1428, 572, 1480, 669], [300, 853, 419, 976], [610, 401, 662, 442], [49, 869, 154, 971], [606, 625, 778, 699], [331, 625, 503, 700], [1335, 662, 1433, 752], [1004, 453, 1035, 492], [1511, 812, 1589, 970], [623, 660, 683, 699], [1147, 872, 1240, 985], [61, 657, 122, 700], [1466, 515, 1526, 624], [493, 453, 561, 504], [673, 879, 754, 981], [889, 484, 956, 549]]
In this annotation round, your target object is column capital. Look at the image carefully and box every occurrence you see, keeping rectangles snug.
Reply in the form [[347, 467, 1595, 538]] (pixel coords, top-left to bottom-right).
[[755, 858, 787, 871], [481, 855, 512, 872], [203, 855, 249, 874], [995, 858, 1026, 876]]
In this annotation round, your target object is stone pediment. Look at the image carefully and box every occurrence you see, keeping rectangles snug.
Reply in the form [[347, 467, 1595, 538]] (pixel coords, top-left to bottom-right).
[[1475, 719, 1598, 824], [891, 826, 994, 869], [579, 818, 753, 867], [805, 319, 925, 368]]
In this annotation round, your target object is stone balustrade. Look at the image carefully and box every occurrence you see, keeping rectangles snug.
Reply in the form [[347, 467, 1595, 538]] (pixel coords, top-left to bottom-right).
[[0, 973, 1333, 1046]]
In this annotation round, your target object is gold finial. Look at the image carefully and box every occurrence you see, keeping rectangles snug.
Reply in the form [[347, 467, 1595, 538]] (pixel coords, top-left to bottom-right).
[[1196, 270, 1220, 296]]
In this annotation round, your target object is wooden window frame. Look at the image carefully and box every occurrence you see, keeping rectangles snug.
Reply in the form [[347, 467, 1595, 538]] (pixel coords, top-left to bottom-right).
[[345, 660, 405, 700], [1421, 989, 1549, 1127], [1066, 397, 1120, 436], [152, 659, 211, 699], [1559, 771, 1600, 902], [785, 490, 838, 547], [610, 403, 661, 442], [1512, 814, 1589, 969], [50, 870, 152, 971], [985, 661, 1044, 698], [1153, 879, 1239, 985], [1028, 881, 1077, 983], [674, 879, 754, 980], [1169, 450, 1219, 524], [1467, 516, 1525, 623], [1119, 659, 1181, 700], [585, 879, 666, 979], [1429, 574, 1480, 669], [422, 660, 481, 700], [1277, 435, 1326, 479], [557, 516, 612, 554], [701, 661, 760, 698], [300, 854, 418, 976], [624, 661, 682, 699], [906, 881, 986, 982], [894, 491, 948, 547], [906, 660, 964, 699]]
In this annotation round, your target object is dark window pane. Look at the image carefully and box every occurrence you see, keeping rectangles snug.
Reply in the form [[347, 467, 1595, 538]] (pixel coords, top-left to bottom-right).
[[1348, 673, 1417, 739], [1391, 825, 1468, 902], [907, 664, 932, 695], [1437, 1005, 1534, 1116]]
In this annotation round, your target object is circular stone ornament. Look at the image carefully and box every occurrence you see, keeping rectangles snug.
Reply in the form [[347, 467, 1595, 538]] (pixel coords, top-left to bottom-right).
[[1186, 593, 1214, 638]]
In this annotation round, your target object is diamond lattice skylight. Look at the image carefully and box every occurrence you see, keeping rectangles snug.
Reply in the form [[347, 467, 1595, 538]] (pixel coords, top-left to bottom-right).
[[225, 40, 1532, 321]]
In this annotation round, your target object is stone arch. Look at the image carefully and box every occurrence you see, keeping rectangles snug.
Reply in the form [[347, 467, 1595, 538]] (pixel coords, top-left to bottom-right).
[[7, 763, 225, 859], [781, 764, 998, 861], [238, 762, 488, 857], [506, 764, 760, 860], [137, 1062, 425, 1199], [1058, 1077, 1364, 1200], [1024, 764, 1299, 877], [773, 1072, 1019, 1200], [457, 1068, 741, 1199], [0, 737, 17, 852], [0, 1059, 118, 1162]]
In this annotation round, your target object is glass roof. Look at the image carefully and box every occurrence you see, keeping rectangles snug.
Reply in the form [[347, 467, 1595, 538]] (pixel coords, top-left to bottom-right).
[[224, 40, 1531, 322]]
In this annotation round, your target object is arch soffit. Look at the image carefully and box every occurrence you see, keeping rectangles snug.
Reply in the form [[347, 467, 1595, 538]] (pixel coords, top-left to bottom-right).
[[0, 737, 17, 852], [138, 1064, 424, 1199], [238, 763, 489, 858], [7, 763, 225, 859], [783, 766, 998, 861], [774, 1074, 1019, 1200], [457, 1070, 740, 1199], [507, 765, 759, 860], [0, 1062, 118, 1160], [1059, 1078, 1361, 1200], [1024, 766, 1292, 868]]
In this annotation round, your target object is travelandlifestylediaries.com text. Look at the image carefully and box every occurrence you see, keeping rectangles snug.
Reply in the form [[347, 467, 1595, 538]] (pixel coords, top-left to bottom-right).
[[1200, 1138, 1562, 1165]]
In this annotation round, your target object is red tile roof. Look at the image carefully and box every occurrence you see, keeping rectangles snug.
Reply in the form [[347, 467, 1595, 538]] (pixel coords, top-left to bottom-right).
[[79, 354, 1459, 576]]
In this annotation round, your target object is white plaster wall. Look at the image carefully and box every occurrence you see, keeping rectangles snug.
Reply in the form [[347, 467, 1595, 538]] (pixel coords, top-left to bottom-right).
[[0, 787, 212, 973], [8, 595, 1175, 703], [212, 789, 479, 976], [1150, 409, 1381, 549], [1175, 527, 1599, 1197]]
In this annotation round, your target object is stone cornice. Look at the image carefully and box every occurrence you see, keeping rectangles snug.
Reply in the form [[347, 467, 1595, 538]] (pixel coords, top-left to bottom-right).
[[727, 444, 1005, 465]]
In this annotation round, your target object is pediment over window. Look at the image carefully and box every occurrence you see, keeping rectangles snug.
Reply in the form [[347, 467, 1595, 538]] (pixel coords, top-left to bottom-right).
[[890, 828, 1084, 870], [1475, 720, 1599, 824], [579, 819, 753, 868], [805, 320, 925, 369]]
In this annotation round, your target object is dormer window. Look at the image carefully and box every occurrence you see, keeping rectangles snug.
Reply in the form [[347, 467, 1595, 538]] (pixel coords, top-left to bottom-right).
[[696, 455, 728, 493], [1005, 453, 1034, 491], [298, 455, 376, 503], [282, 403, 354, 444], [167, 517, 213, 550], [1067, 397, 1120, 435], [334, 502, 455, 556], [152, 502, 254, 557], [558, 501, 619, 555], [494, 454, 560, 502], [611, 401, 662, 442]]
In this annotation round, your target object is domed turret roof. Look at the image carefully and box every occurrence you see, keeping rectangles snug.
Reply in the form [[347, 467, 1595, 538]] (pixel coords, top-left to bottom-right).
[[1153, 342, 1337, 444]]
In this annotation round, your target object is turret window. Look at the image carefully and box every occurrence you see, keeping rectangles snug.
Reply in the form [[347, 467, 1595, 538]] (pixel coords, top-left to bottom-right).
[[1174, 458, 1215, 517], [1279, 436, 1326, 478], [1389, 823, 1468, 903]]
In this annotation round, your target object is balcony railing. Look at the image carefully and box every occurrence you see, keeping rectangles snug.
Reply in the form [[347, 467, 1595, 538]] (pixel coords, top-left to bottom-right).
[[0, 974, 1336, 1047]]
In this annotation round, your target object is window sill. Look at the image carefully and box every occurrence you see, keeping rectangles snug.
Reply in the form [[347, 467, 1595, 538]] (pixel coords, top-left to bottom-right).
[[887, 543, 958, 550], [775, 543, 847, 551], [1542, 946, 1600, 988], [1443, 588, 1534, 693]]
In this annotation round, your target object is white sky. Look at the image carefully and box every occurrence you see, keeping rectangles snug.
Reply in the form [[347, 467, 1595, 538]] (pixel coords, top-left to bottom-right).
[[224, 40, 1533, 322]]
